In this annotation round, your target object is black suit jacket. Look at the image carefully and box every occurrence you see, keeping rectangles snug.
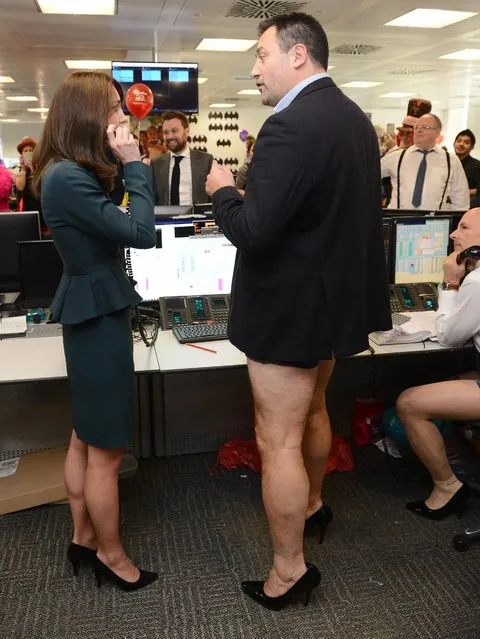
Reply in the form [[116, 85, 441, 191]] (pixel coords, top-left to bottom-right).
[[151, 149, 213, 205], [213, 77, 391, 361]]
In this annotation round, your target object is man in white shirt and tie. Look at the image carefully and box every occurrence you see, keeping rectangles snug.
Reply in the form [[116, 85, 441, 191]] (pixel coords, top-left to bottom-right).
[[381, 113, 469, 211], [151, 111, 213, 206]]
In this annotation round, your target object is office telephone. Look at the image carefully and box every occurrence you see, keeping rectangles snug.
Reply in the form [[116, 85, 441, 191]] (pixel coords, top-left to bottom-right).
[[389, 283, 438, 313], [159, 294, 230, 330], [456, 245, 480, 269]]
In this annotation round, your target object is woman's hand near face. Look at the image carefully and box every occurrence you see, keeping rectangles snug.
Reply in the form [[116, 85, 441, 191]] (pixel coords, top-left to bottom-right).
[[106, 124, 141, 165]]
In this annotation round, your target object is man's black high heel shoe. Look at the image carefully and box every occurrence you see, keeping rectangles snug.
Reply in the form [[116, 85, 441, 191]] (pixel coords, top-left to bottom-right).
[[67, 543, 97, 576], [241, 563, 321, 611], [92, 556, 158, 592], [406, 484, 471, 521], [304, 504, 333, 544]]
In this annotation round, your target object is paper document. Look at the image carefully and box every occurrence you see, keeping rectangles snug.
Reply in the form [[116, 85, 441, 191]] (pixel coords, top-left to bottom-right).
[[370, 311, 437, 345], [0, 315, 27, 337], [0, 457, 20, 478]]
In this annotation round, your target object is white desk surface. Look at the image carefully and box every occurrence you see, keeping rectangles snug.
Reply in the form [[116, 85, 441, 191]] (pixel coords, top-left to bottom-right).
[[0, 330, 470, 384], [155, 330, 247, 373], [0, 335, 160, 383]]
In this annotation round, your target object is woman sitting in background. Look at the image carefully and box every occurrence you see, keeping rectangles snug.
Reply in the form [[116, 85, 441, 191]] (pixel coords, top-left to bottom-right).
[[235, 139, 255, 196]]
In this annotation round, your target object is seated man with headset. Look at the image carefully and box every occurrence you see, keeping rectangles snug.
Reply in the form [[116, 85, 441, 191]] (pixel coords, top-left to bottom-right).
[[396, 207, 480, 521], [381, 113, 469, 211]]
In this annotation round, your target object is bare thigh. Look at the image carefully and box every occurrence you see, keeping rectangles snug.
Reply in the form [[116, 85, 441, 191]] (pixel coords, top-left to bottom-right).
[[398, 379, 480, 422], [247, 359, 319, 448]]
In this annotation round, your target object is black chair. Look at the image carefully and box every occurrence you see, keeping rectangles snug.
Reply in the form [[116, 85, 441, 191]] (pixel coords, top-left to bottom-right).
[[453, 423, 480, 552]]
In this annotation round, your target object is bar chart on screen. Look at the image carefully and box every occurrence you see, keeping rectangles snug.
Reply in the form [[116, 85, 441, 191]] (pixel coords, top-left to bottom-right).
[[130, 233, 236, 301]]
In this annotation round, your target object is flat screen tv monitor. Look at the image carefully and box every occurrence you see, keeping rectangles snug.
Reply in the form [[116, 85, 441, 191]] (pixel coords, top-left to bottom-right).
[[0, 212, 40, 292], [382, 219, 392, 281], [393, 216, 451, 284], [111, 61, 199, 115], [18, 240, 63, 309], [130, 221, 236, 300]]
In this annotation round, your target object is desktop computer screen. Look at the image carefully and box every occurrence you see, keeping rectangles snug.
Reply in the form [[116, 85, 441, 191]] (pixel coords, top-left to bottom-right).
[[0, 212, 40, 292], [130, 222, 236, 300], [18, 240, 63, 308], [393, 217, 451, 284]]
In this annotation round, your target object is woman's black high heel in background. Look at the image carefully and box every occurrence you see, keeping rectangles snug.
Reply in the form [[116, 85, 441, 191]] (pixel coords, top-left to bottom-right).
[[304, 504, 333, 544], [92, 556, 158, 592], [242, 563, 321, 611], [67, 543, 97, 576], [406, 483, 471, 521]]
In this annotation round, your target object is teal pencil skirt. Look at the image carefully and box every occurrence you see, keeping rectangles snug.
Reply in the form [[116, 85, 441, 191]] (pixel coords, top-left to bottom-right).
[[62, 307, 135, 449]]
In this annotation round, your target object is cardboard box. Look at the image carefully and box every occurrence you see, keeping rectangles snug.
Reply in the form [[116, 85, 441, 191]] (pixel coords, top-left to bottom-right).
[[0, 446, 67, 516]]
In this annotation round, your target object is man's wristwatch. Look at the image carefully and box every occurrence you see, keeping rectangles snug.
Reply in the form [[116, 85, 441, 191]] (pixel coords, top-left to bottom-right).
[[439, 281, 460, 291]]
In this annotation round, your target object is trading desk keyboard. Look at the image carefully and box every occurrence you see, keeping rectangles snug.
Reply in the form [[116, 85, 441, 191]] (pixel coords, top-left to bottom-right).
[[172, 322, 228, 344]]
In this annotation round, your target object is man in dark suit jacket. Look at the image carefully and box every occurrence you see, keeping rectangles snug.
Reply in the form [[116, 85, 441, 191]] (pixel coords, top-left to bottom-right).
[[151, 111, 213, 206], [206, 12, 391, 609]]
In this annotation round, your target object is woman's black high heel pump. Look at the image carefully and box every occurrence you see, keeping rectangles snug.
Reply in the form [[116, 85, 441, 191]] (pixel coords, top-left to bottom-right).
[[304, 504, 333, 544], [92, 556, 158, 592], [67, 543, 97, 576], [242, 563, 321, 611], [406, 484, 471, 521]]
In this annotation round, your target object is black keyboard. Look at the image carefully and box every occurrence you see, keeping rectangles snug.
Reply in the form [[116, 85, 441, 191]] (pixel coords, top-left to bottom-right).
[[172, 322, 228, 343]]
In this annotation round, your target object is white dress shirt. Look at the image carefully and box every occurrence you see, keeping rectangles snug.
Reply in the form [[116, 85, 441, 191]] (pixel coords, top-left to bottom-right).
[[381, 144, 470, 211], [436, 264, 480, 351], [274, 72, 329, 113], [168, 146, 192, 206]]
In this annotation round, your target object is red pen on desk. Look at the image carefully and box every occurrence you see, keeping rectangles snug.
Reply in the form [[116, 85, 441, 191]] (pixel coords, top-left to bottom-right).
[[185, 343, 217, 354]]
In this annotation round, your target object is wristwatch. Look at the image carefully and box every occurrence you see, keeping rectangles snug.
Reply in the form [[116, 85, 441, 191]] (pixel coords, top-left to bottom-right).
[[439, 281, 459, 291]]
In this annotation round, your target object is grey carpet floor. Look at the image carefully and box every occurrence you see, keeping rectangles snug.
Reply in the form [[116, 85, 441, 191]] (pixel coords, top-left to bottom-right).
[[0, 445, 479, 639]]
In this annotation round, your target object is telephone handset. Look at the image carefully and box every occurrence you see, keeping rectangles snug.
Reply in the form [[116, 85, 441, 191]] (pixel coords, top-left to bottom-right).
[[456, 245, 480, 268]]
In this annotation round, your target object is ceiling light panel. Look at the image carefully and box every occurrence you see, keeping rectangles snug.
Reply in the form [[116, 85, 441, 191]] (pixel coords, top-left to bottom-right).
[[439, 49, 480, 61], [35, 0, 116, 15], [65, 60, 112, 69], [237, 89, 260, 95], [0, 76, 15, 83], [209, 103, 236, 107], [6, 96, 38, 102], [27, 107, 49, 113], [198, 78, 208, 85], [380, 92, 413, 98], [385, 9, 477, 29], [196, 38, 257, 52], [340, 82, 383, 88]]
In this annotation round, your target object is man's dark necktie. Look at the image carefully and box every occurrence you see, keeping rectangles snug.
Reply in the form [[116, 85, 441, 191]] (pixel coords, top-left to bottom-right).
[[412, 150, 433, 208], [170, 155, 183, 205]]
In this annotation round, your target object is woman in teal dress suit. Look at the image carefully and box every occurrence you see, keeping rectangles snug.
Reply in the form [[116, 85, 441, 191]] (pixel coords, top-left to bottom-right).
[[32, 72, 157, 591]]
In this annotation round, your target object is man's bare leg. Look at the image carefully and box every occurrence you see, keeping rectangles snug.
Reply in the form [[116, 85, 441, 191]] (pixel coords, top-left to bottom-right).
[[397, 379, 480, 509], [302, 360, 335, 517], [247, 358, 318, 597]]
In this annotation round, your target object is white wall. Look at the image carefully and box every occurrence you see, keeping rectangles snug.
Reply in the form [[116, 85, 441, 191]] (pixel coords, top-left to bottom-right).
[[0, 123, 45, 165]]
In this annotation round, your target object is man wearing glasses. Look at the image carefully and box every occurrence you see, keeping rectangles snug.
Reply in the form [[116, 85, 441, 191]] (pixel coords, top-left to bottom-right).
[[381, 113, 469, 211]]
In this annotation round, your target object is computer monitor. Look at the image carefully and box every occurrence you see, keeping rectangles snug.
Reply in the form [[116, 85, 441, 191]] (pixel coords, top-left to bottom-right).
[[383, 208, 436, 217], [193, 203, 214, 217], [382, 219, 392, 280], [0, 212, 40, 292], [154, 205, 193, 220], [393, 216, 451, 284], [18, 240, 63, 308], [130, 221, 236, 300]]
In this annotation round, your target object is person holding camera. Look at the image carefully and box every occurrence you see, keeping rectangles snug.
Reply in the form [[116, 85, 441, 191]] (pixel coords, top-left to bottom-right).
[[396, 207, 480, 521], [15, 136, 45, 227]]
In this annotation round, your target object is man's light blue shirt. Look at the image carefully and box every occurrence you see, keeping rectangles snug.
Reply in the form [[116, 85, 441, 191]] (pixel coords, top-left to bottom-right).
[[274, 73, 329, 113]]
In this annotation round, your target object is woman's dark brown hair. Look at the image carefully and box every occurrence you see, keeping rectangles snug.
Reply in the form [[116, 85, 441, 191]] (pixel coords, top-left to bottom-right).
[[32, 71, 124, 196]]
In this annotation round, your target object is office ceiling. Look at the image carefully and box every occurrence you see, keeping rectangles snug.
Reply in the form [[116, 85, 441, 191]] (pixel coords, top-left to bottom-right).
[[1, 0, 480, 122]]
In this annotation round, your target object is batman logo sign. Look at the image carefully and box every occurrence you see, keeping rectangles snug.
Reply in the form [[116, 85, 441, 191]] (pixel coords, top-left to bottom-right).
[[208, 123, 223, 132], [224, 123, 239, 132], [208, 111, 223, 120], [224, 111, 239, 120], [216, 139, 231, 147]]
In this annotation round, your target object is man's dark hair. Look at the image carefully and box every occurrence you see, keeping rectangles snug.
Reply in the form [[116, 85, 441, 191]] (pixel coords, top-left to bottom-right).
[[455, 128, 476, 146], [162, 111, 189, 129], [258, 12, 329, 70]]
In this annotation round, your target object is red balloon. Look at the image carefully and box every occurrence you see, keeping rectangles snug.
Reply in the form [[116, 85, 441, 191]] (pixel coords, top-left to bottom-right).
[[125, 83, 154, 119]]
